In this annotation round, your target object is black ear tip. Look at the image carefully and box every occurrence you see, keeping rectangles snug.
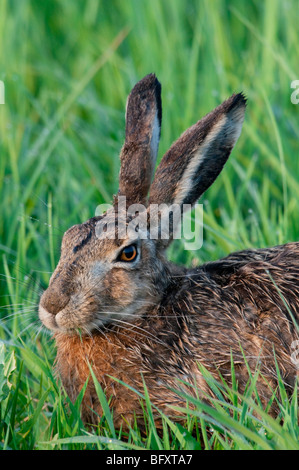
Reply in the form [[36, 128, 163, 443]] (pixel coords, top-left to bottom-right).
[[231, 91, 247, 109], [222, 92, 247, 122], [131, 73, 161, 94], [143, 72, 161, 87], [237, 91, 247, 105], [133, 73, 162, 125]]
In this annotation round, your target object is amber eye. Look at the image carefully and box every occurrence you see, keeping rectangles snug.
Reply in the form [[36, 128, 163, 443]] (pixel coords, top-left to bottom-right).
[[119, 245, 138, 262]]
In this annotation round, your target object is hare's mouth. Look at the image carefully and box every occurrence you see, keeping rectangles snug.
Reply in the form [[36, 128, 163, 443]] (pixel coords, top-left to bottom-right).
[[39, 305, 60, 332], [38, 304, 90, 334], [38, 302, 125, 334], [38, 300, 150, 335]]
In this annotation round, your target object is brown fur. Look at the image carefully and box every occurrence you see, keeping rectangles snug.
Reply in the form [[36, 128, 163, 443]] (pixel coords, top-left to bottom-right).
[[39, 74, 299, 430], [119, 74, 162, 206]]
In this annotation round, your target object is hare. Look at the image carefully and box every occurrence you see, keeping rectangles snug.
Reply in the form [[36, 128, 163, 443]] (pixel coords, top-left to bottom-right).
[[39, 74, 299, 429]]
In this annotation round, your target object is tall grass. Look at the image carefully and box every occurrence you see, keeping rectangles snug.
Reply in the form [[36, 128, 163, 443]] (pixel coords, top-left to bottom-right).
[[0, 0, 298, 450]]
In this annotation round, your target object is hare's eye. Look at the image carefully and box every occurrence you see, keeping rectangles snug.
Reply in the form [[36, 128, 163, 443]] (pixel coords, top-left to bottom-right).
[[119, 245, 138, 262]]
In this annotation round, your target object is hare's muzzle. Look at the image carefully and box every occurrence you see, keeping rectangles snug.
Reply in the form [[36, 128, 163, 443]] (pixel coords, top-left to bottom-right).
[[38, 285, 70, 331], [40, 287, 70, 315]]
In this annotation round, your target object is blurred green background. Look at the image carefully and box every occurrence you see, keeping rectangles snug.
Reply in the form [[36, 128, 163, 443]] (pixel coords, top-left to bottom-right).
[[0, 0, 298, 449], [1, 0, 299, 273]]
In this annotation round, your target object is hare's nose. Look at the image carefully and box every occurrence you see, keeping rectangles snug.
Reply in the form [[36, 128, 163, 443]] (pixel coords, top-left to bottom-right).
[[40, 286, 70, 315]]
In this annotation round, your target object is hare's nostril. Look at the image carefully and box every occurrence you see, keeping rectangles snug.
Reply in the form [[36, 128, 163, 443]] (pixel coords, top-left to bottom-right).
[[40, 288, 70, 315]]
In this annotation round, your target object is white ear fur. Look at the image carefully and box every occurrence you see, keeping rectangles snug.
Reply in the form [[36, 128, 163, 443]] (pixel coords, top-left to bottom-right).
[[149, 92, 246, 209], [173, 115, 227, 207], [149, 110, 161, 181], [173, 109, 244, 207]]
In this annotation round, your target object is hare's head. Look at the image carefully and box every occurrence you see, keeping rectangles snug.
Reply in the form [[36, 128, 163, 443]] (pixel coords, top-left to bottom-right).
[[39, 74, 246, 335]]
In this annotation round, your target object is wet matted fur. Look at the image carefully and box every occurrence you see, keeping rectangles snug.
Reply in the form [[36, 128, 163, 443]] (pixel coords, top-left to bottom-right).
[[39, 74, 299, 429]]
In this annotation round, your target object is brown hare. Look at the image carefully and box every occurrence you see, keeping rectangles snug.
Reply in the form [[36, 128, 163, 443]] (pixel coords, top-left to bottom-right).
[[39, 74, 299, 429]]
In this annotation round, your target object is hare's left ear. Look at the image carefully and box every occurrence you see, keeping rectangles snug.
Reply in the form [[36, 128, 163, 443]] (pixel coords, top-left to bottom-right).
[[118, 74, 162, 206], [149, 93, 246, 208]]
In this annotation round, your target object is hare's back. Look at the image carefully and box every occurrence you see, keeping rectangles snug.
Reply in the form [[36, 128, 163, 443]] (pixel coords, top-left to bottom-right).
[[178, 242, 299, 390], [197, 241, 299, 333]]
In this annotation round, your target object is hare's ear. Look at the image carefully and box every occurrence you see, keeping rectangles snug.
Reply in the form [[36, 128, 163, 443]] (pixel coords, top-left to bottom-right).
[[149, 93, 246, 208], [118, 74, 162, 206]]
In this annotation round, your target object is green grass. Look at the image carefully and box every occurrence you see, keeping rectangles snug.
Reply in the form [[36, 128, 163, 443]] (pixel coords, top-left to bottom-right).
[[0, 0, 298, 450]]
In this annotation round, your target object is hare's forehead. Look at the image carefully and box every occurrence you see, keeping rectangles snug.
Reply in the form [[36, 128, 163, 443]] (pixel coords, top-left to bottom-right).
[[94, 209, 149, 241], [61, 212, 142, 255]]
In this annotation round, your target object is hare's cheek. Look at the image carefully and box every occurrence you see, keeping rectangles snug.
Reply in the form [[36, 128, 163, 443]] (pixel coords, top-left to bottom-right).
[[103, 270, 135, 306]]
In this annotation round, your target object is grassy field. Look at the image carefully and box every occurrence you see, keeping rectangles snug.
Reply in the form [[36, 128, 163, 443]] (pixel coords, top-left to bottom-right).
[[0, 0, 298, 450]]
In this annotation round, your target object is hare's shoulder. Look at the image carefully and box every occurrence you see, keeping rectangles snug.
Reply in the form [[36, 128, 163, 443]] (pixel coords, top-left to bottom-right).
[[182, 242, 299, 329]]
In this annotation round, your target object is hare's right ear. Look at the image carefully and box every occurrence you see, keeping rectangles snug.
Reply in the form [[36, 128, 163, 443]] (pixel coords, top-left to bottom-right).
[[118, 74, 162, 206], [149, 93, 246, 209]]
